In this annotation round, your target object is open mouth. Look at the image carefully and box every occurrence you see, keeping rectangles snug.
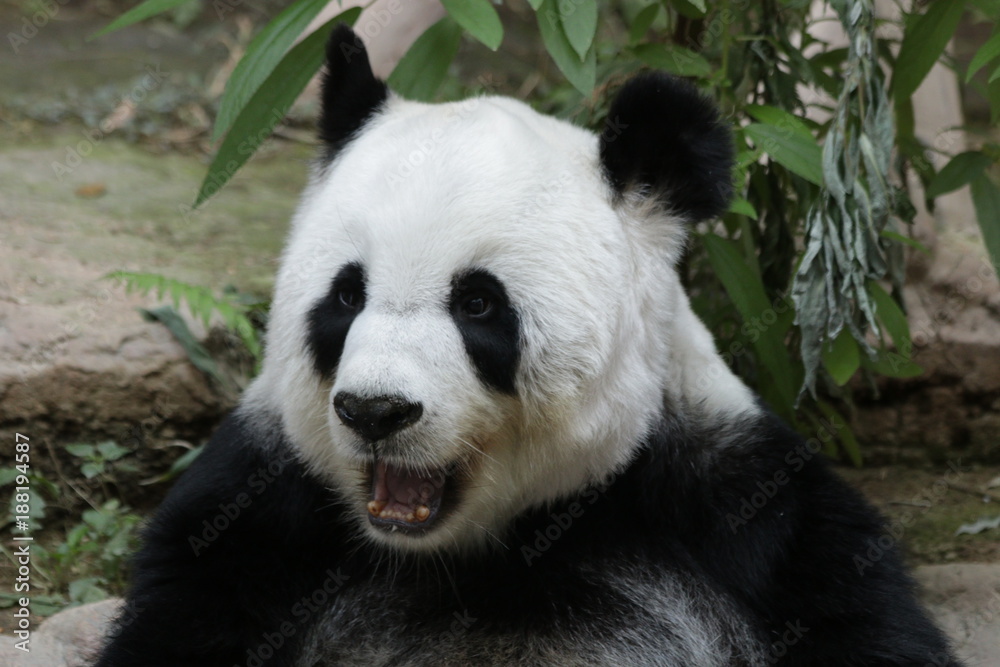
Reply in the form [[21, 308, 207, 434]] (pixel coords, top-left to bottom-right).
[[366, 460, 451, 533]]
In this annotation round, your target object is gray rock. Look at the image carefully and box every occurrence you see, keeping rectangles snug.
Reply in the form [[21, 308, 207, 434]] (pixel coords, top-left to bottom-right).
[[0, 599, 121, 667], [916, 563, 1000, 665]]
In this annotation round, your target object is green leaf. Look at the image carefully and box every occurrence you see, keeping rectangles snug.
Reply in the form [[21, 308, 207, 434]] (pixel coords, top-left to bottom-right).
[[926, 151, 993, 199], [441, 0, 503, 51], [892, 0, 965, 105], [387, 17, 463, 101], [702, 233, 797, 410], [869, 281, 911, 353], [865, 349, 923, 379], [89, 0, 191, 39], [81, 462, 104, 479], [967, 30, 1000, 83], [971, 175, 1000, 279], [140, 306, 229, 387], [65, 444, 95, 458], [632, 44, 712, 77], [744, 123, 823, 186], [628, 3, 660, 46], [632, 43, 712, 78], [214, 2, 361, 141], [990, 62, 1000, 84], [816, 401, 862, 467], [671, 0, 707, 18], [745, 105, 814, 141], [196, 18, 339, 206], [96, 441, 131, 462], [526, 0, 543, 8], [557, 0, 598, 60], [537, 0, 596, 94], [880, 230, 930, 255], [822, 327, 860, 386], [728, 197, 757, 217]]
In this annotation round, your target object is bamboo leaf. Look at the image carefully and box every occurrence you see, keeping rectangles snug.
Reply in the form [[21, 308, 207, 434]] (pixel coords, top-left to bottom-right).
[[632, 43, 712, 78], [745, 105, 814, 141], [967, 29, 1000, 83], [892, 1, 964, 104], [197, 18, 338, 206], [387, 17, 462, 101], [536, 0, 596, 94], [868, 281, 911, 353], [557, 0, 598, 60], [821, 327, 860, 386], [628, 3, 660, 46], [441, 0, 504, 51], [89, 0, 191, 39], [140, 306, 229, 387], [702, 233, 797, 410], [214, 2, 361, 141], [971, 175, 1000, 279], [880, 230, 930, 255], [926, 151, 993, 199], [744, 123, 824, 186], [729, 197, 757, 218]]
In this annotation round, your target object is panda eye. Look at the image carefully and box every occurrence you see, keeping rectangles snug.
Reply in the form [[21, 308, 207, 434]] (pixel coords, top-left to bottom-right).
[[460, 293, 493, 319], [338, 287, 364, 310]]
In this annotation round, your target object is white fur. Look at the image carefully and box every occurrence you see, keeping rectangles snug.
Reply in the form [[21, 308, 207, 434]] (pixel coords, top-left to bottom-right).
[[244, 92, 757, 552]]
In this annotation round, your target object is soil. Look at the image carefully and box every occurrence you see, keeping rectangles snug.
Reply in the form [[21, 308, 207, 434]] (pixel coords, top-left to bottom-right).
[[838, 464, 1000, 565]]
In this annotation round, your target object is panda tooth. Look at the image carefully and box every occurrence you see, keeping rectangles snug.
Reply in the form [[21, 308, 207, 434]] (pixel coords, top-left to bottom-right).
[[415, 505, 430, 522], [367, 500, 386, 516]]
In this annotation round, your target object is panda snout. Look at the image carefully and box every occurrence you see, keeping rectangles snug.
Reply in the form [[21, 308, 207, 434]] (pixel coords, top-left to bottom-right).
[[333, 392, 424, 442]]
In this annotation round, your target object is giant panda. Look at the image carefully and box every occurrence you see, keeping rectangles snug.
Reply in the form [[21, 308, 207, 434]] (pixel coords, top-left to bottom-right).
[[95, 25, 962, 667]]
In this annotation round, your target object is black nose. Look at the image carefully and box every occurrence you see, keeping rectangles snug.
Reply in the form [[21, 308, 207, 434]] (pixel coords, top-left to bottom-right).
[[333, 392, 423, 441]]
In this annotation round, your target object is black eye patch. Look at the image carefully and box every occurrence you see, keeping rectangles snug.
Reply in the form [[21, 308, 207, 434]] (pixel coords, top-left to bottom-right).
[[307, 262, 366, 379], [449, 269, 520, 395]]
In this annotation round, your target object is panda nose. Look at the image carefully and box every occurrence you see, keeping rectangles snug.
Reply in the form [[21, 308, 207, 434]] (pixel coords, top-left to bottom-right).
[[333, 392, 423, 441]]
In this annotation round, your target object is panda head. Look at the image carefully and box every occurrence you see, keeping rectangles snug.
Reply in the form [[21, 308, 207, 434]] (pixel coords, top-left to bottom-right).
[[248, 26, 736, 552]]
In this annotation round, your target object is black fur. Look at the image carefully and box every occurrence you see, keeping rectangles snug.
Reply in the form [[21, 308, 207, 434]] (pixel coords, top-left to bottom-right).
[[94, 406, 962, 666], [449, 268, 520, 394], [600, 72, 734, 221], [307, 262, 366, 378], [318, 25, 388, 163]]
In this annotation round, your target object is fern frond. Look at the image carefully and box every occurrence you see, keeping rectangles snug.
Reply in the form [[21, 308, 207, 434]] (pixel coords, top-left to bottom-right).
[[105, 271, 262, 360]]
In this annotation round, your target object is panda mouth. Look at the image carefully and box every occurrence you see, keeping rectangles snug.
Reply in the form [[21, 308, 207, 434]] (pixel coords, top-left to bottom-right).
[[366, 460, 450, 533]]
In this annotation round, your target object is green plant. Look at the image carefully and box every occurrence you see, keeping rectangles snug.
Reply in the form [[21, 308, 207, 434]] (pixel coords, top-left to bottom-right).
[[1, 452, 142, 613], [65, 441, 135, 480], [95, 1, 1000, 461], [106, 271, 267, 387]]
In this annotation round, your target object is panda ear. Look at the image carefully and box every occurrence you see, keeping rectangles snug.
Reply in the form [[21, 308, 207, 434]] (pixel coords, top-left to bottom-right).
[[599, 72, 734, 222], [319, 25, 389, 161]]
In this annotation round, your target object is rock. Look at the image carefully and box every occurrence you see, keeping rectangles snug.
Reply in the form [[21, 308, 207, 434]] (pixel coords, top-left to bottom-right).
[[915, 563, 1000, 665], [0, 599, 121, 667]]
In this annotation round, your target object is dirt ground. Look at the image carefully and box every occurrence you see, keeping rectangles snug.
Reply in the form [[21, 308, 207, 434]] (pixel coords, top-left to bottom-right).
[[838, 464, 1000, 564]]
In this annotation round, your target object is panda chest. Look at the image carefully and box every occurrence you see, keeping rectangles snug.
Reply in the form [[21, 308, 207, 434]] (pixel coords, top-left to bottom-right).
[[295, 565, 764, 666]]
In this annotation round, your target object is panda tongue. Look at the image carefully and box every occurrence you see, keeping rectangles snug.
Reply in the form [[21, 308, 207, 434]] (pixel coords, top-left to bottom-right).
[[369, 460, 442, 523]]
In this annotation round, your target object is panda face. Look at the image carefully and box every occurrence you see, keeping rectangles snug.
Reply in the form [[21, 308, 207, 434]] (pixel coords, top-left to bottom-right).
[[246, 27, 737, 552], [254, 95, 680, 552]]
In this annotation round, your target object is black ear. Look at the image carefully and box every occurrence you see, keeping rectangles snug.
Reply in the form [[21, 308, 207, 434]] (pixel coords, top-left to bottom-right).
[[599, 72, 733, 221], [319, 25, 389, 162]]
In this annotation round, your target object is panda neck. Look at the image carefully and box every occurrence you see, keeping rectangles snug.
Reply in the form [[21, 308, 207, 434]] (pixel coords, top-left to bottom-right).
[[664, 292, 760, 423]]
